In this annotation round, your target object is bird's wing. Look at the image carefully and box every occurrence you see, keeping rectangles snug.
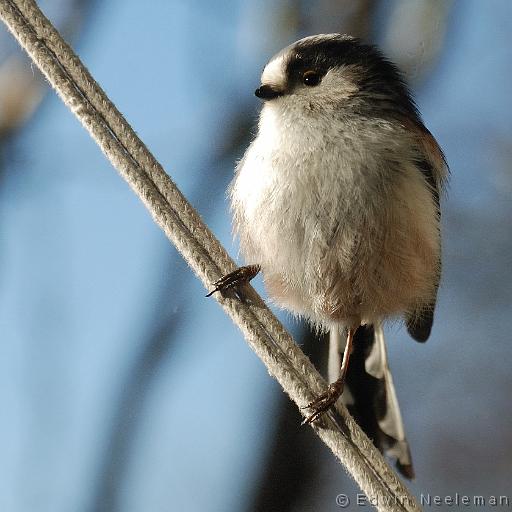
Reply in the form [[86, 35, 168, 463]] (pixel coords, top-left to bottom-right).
[[406, 154, 442, 343]]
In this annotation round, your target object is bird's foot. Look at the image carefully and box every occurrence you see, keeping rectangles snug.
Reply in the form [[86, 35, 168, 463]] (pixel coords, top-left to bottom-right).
[[206, 264, 261, 297], [302, 379, 345, 425]]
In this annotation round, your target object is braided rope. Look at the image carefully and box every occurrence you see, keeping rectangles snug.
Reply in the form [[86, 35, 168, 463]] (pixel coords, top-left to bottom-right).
[[0, 1, 421, 510]]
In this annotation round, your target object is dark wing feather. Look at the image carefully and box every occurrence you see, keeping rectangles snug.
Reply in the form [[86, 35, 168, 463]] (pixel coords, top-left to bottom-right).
[[406, 157, 440, 343], [406, 307, 435, 343]]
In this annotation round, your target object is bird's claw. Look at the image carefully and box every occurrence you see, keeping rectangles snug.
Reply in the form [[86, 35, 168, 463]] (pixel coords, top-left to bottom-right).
[[206, 264, 261, 297], [301, 380, 345, 425]]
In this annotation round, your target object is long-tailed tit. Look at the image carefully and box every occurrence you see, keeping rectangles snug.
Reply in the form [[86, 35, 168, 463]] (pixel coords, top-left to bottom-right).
[[209, 34, 448, 478]]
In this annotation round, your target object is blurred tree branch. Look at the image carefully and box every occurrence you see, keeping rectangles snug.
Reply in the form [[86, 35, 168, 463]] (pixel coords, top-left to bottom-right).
[[0, 0, 93, 136]]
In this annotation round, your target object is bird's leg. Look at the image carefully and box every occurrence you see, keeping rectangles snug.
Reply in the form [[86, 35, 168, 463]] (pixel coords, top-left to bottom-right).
[[206, 264, 261, 297], [302, 326, 356, 425]]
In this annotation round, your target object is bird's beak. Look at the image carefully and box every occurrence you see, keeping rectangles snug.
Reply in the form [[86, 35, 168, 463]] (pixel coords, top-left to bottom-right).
[[255, 84, 284, 100]]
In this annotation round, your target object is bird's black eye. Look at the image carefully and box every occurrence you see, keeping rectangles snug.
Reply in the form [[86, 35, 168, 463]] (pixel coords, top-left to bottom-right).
[[303, 70, 321, 86]]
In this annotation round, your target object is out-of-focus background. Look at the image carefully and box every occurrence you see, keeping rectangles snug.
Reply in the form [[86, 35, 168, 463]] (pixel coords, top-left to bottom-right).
[[1, 1, 511, 510]]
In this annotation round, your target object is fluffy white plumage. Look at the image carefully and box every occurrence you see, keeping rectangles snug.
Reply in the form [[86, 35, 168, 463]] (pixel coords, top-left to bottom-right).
[[231, 81, 441, 330]]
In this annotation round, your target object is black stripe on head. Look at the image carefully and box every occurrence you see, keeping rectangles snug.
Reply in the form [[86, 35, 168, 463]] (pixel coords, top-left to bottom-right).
[[283, 34, 419, 119]]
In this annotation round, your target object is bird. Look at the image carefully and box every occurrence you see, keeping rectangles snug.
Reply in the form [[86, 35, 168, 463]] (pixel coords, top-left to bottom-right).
[[208, 34, 447, 478]]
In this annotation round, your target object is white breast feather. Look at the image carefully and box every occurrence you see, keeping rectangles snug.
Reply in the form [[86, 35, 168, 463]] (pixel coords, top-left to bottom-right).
[[230, 102, 440, 328]]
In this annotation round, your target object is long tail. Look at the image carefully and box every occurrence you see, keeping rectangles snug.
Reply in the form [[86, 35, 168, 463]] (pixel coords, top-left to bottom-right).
[[329, 324, 414, 479]]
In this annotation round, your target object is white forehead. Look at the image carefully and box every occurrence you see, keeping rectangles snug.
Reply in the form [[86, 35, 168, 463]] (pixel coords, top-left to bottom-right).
[[261, 53, 286, 86]]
